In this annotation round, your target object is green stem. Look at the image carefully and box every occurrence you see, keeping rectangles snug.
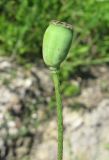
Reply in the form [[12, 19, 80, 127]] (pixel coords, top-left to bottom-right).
[[52, 71, 63, 160]]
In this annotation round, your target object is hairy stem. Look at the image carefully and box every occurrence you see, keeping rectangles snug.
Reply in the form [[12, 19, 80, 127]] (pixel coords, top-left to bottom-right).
[[52, 71, 63, 160]]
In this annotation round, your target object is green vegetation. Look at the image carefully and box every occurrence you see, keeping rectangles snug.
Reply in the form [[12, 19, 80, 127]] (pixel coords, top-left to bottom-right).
[[61, 81, 80, 97], [0, 0, 109, 65]]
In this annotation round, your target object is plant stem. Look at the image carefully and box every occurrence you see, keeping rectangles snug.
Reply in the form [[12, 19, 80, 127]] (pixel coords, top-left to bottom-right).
[[52, 71, 63, 160]]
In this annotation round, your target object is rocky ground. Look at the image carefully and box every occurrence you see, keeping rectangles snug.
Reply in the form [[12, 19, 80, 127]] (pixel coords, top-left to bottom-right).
[[0, 57, 109, 160]]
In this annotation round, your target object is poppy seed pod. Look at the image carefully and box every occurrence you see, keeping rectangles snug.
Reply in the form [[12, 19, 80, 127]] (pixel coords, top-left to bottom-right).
[[43, 20, 73, 70]]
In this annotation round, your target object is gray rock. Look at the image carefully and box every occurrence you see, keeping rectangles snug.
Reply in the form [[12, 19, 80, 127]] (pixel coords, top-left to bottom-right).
[[1, 58, 109, 160], [31, 99, 109, 160]]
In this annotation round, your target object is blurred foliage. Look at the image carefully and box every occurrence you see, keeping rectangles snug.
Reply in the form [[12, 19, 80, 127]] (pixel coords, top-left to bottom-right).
[[0, 0, 109, 99], [104, 143, 109, 150], [0, 0, 62, 57], [61, 81, 81, 97], [0, 0, 109, 68]]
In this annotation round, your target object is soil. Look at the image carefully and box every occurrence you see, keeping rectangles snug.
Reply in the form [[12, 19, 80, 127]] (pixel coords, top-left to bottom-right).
[[0, 57, 109, 160]]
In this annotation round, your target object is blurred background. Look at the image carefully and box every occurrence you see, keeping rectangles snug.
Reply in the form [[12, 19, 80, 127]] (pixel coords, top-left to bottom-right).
[[0, 0, 109, 160]]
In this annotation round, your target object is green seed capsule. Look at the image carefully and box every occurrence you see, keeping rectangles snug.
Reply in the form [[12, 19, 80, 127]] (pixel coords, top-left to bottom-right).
[[43, 20, 73, 70]]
